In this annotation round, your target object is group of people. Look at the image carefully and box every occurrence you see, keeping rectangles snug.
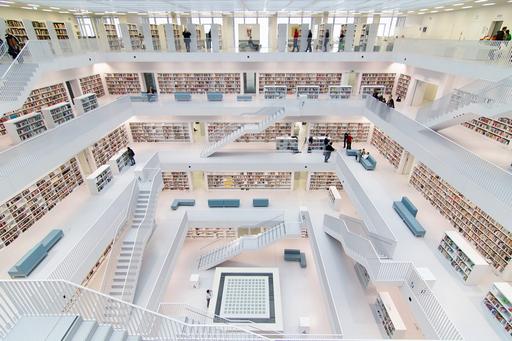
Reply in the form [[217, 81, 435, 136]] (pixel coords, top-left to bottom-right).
[[372, 90, 398, 108], [0, 33, 22, 59], [291, 28, 347, 53], [312, 132, 354, 163], [482, 26, 512, 41]]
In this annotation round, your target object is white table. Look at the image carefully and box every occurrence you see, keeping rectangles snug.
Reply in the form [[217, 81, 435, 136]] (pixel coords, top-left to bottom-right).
[[189, 274, 200, 288]]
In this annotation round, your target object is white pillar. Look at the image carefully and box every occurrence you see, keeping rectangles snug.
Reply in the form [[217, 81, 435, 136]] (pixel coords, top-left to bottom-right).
[[119, 23, 132, 51], [211, 24, 220, 52], [140, 23, 154, 51], [163, 24, 176, 52], [300, 23, 309, 52], [397, 151, 415, 175], [277, 24, 287, 52], [46, 21, 62, 55], [344, 24, 356, 52], [186, 23, 198, 52], [22, 19, 37, 40], [366, 23, 379, 52]]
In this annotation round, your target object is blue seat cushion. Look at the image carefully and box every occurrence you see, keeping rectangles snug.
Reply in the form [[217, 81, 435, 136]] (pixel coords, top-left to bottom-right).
[[237, 95, 253, 102], [393, 201, 426, 237], [40, 229, 63, 251], [174, 92, 192, 101], [360, 155, 376, 170], [284, 253, 301, 261], [223, 199, 240, 207], [207, 92, 223, 101], [9, 244, 48, 278], [171, 199, 196, 210], [253, 198, 269, 207], [346, 149, 358, 156], [401, 196, 418, 217], [284, 249, 301, 255], [208, 199, 225, 207], [300, 253, 307, 268]]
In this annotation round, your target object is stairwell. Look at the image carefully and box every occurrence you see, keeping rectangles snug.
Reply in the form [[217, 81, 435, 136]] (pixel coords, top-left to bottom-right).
[[200, 107, 285, 157], [197, 221, 287, 271]]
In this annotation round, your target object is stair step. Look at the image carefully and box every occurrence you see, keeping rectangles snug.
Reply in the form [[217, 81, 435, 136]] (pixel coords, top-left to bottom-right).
[[71, 320, 98, 341], [89, 325, 113, 341], [109, 330, 127, 341], [125, 336, 142, 341]]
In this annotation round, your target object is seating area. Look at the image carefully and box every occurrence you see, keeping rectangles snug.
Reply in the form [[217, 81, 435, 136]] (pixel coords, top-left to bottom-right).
[[359, 154, 377, 170], [346, 149, 358, 157], [284, 249, 307, 268], [393, 196, 426, 237], [253, 198, 269, 207], [8, 229, 64, 278], [208, 199, 241, 208], [207, 92, 223, 101], [237, 95, 253, 101], [171, 199, 196, 210], [174, 92, 192, 101]]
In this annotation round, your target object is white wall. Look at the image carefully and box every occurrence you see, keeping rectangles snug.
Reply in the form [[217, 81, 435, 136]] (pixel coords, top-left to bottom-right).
[[403, 4, 512, 40]]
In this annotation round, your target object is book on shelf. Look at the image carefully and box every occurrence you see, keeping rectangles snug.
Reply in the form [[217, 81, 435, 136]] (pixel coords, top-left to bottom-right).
[[329, 86, 352, 99], [187, 227, 237, 239], [162, 171, 191, 190], [484, 282, 512, 338], [157, 73, 241, 94], [6, 19, 28, 45], [395, 74, 411, 99], [130, 122, 192, 142], [207, 122, 293, 143], [74, 93, 99, 115], [276, 136, 299, 152], [206, 172, 293, 190], [259, 73, 342, 94], [361, 73, 396, 95], [462, 116, 511, 146], [307, 172, 343, 191], [105, 73, 141, 95], [296, 85, 320, 99], [5, 112, 48, 143], [263, 85, 287, 99], [370, 127, 404, 169], [41, 102, 74, 128], [375, 291, 406, 338], [89, 126, 129, 169], [308, 122, 371, 143], [79, 74, 105, 98], [109, 149, 132, 175], [86, 164, 114, 194]]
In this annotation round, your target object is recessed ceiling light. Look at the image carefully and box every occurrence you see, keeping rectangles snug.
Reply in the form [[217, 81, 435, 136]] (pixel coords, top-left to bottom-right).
[[419, 8, 428, 11], [27, 3, 39, 6], [0, 0, 14, 3], [452, 3, 464, 5], [58, 11, 69, 13], [21, 6, 34, 9], [49, 6, 59, 9], [482, 2, 495, 5], [445, 8, 454, 11], [68, 9, 78, 12], [462, 5, 473, 8], [407, 10, 415, 13], [430, 10, 439, 13], [474, 0, 487, 2], [42, 9, 52, 12], [0, 4, 10, 6], [435, 6, 444, 8], [128, 11, 138, 14]]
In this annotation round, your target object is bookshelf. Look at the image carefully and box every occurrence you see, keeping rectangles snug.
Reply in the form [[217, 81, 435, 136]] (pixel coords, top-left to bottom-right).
[[157, 73, 241, 94], [314, 23, 329, 51], [438, 231, 489, 284], [307, 172, 343, 191], [276, 136, 299, 151], [328, 186, 342, 210], [41, 102, 74, 128], [187, 227, 237, 239], [206, 172, 293, 190], [129, 122, 192, 142], [52, 22, 69, 39], [296, 85, 320, 99], [79, 74, 105, 98], [263, 86, 287, 99], [74, 93, 99, 115], [105, 73, 141, 95], [109, 149, 131, 175], [150, 24, 161, 50], [207, 122, 293, 143], [329, 86, 352, 99], [395, 74, 411, 100], [104, 23, 121, 50], [307, 136, 326, 152], [32, 21, 50, 40], [462, 117, 512, 146], [128, 24, 143, 50], [360, 73, 396, 95], [90, 126, 129, 169], [308, 122, 372, 142], [410, 163, 512, 273], [1, 83, 68, 135], [258, 73, 342, 94], [6, 19, 28, 45], [172, 24, 183, 51], [0, 158, 83, 249], [370, 127, 404, 168], [162, 171, 191, 191], [360, 85, 386, 99], [484, 282, 512, 338], [375, 291, 406, 338], [86, 164, 113, 194], [5, 112, 47, 143]]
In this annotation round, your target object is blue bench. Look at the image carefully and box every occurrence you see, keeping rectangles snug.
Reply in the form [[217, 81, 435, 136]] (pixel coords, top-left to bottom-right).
[[237, 95, 253, 102], [360, 155, 377, 170], [174, 92, 192, 101], [346, 149, 358, 157], [171, 199, 196, 210], [208, 199, 240, 208], [393, 197, 426, 237], [8, 229, 64, 278], [284, 249, 307, 268], [253, 198, 269, 207], [207, 92, 223, 101]]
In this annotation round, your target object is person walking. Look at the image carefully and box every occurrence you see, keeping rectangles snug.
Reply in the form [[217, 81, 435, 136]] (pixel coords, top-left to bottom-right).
[[307, 136, 313, 153], [343, 131, 349, 148], [323, 134, 330, 147], [5, 33, 20, 59], [183, 28, 192, 52], [127, 147, 136, 165], [506, 29, 511, 41], [305, 30, 313, 52], [206, 289, 212, 308], [292, 28, 299, 52], [346, 133, 353, 150], [206, 29, 212, 51], [338, 31, 345, 52], [323, 29, 330, 52], [324, 142, 335, 163], [387, 96, 395, 108]]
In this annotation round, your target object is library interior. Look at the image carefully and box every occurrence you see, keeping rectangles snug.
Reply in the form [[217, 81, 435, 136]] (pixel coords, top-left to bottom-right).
[[0, 0, 511, 340]]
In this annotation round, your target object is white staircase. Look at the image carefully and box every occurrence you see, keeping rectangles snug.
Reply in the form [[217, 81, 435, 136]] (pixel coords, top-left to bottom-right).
[[200, 107, 285, 157], [197, 221, 287, 270]]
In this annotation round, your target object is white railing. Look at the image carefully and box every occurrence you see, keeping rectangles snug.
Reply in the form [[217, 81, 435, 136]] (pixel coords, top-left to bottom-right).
[[322, 214, 463, 340], [48, 179, 137, 283], [120, 167, 163, 302]]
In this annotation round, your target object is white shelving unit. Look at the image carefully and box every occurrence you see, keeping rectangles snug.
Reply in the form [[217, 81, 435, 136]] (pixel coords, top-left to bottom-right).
[[370, 127, 404, 169], [296, 85, 320, 99], [108, 149, 131, 175], [74, 93, 99, 115], [484, 282, 512, 338], [308, 122, 372, 143], [328, 186, 342, 211], [329, 86, 352, 99], [276, 136, 299, 151], [129, 122, 192, 142], [438, 231, 489, 285], [360, 85, 386, 99], [86, 164, 114, 194], [41, 102, 74, 128], [307, 172, 343, 191], [162, 171, 192, 190], [375, 291, 407, 338], [306, 136, 326, 152], [361, 73, 396, 95], [263, 86, 287, 99], [206, 172, 293, 190], [5, 112, 47, 143]]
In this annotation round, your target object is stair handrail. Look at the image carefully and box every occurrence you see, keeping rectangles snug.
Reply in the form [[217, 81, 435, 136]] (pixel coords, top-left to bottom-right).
[[100, 178, 140, 293], [0, 40, 52, 80], [119, 167, 162, 302]]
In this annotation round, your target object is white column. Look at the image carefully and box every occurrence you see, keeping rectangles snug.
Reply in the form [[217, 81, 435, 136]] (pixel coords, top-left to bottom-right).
[[277, 24, 287, 52], [140, 23, 154, 51], [211, 24, 220, 52], [397, 151, 415, 175], [163, 24, 176, 52], [22, 19, 37, 40], [344, 24, 356, 52], [46, 21, 62, 55], [119, 23, 132, 51], [186, 23, 198, 52], [366, 23, 379, 52], [300, 24, 309, 52], [94, 18, 110, 51]]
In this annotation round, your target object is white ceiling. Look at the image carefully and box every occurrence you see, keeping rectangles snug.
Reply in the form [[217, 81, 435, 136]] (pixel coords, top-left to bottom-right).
[[7, 0, 512, 14]]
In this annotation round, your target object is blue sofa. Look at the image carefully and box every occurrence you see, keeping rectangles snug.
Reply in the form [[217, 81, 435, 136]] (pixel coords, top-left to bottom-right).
[[393, 197, 426, 237], [237, 95, 253, 102], [208, 199, 240, 208], [253, 198, 269, 207], [207, 92, 223, 101], [360, 155, 377, 170], [8, 229, 64, 278], [174, 92, 192, 101], [171, 199, 196, 210], [284, 249, 307, 268], [346, 149, 358, 157]]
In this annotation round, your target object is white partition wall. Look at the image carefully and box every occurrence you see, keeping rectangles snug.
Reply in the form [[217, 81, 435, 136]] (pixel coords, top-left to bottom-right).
[[46, 21, 62, 54], [119, 23, 132, 51], [343, 24, 356, 52], [21, 19, 37, 40], [141, 23, 154, 51], [163, 24, 176, 52], [366, 23, 378, 52], [211, 24, 220, 52], [300, 24, 309, 52], [277, 24, 287, 52]]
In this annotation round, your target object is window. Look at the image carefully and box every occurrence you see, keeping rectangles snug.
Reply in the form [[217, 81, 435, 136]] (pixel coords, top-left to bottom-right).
[[376, 17, 398, 37], [77, 16, 95, 37], [104, 17, 122, 38], [213, 17, 223, 25], [149, 17, 170, 25]]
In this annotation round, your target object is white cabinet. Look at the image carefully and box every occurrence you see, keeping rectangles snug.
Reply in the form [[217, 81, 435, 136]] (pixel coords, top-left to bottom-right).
[[328, 186, 342, 211], [276, 136, 298, 152], [329, 86, 352, 99], [360, 85, 386, 99], [375, 291, 406, 339], [75, 93, 99, 115], [296, 85, 320, 99], [263, 86, 287, 99], [109, 149, 131, 175], [41, 102, 74, 128], [484, 282, 512, 338], [5, 112, 47, 143], [86, 165, 113, 194]]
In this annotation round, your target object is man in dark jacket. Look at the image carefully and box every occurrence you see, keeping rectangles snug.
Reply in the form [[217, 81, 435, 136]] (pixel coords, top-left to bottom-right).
[[127, 147, 136, 165], [183, 29, 192, 52], [343, 132, 349, 148], [324, 142, 335, 162]]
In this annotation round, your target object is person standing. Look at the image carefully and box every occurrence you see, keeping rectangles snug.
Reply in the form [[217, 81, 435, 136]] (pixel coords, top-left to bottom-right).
[[495, 27, 506, 41], [292, 28, 299, 52], [324, 142, 335, 163], [307, 136, 314, 153], [126, 147, 136, 165], [343, 131, 349, 148], [206, 289, 212, 308], [305, 30, 313, 52], [387, 96, 395, 108], [183, 29, 192, 52], [338, 31, 345, 52], [323, 29, 330, 52], [506, 29, 511, 41], [346, 133, 353, 150], [5, 33, 20, 59], [206, 29, 212, 51], [323, 134, 330, 147]]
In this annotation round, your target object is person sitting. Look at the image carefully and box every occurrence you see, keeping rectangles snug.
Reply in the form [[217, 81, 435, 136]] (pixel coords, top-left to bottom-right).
[[361, 151, 370, 160], [356, 148, 366, 161]]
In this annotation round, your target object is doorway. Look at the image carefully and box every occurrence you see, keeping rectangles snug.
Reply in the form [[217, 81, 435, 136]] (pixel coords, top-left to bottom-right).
[[191, 171, 205, 190], [488, 21, 503, 37], [143, 73, 156, 93], [65, 79, 81, 104], [410, 80, 438, 107], [243, 72, 256, 94]]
